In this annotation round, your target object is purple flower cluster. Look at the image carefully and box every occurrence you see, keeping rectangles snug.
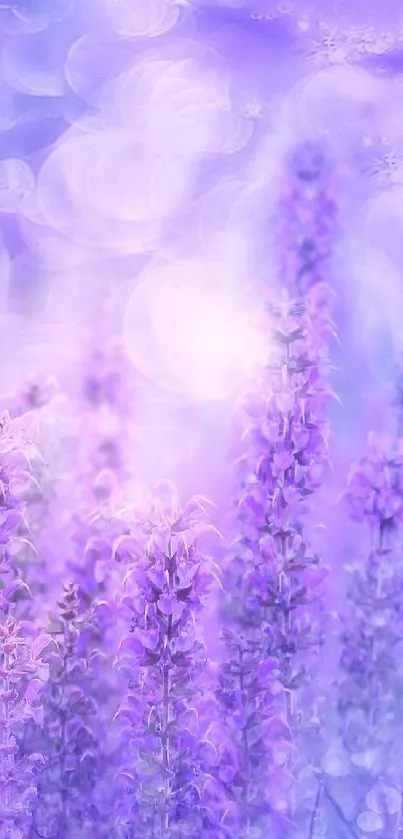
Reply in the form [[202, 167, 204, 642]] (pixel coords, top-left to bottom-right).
[[0, 617, 49, 839], [218, 284, 335, 838], [0, 304, 337, 839], [78, 336, 135, 483], [335, 433, 403, 836], [26, 579, 109, 839], [112, 484, 228, 838], [276, 141, 338, 298], [3, 130, 399, 839], [0, 411, 49, 838]]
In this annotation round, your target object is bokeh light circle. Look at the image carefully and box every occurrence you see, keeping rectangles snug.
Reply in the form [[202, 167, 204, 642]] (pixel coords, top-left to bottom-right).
[[123, 261, 265, 401]]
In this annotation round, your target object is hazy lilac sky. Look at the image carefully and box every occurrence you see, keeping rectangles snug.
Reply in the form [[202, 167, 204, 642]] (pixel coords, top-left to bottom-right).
[[2, 0, 403, 502]]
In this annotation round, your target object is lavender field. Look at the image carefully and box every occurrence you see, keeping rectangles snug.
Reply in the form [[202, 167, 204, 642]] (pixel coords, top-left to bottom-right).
[[2, 1, 403, 838]]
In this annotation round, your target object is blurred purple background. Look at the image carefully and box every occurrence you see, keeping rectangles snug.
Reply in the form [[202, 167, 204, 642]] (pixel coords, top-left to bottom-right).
[[2, 0, 403, 545]]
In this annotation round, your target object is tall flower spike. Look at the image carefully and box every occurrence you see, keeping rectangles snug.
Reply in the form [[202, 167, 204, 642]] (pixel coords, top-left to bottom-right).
[[113, 484, 229, 839], [27, 579, 107, 839], [0, 408, 49, 839], [218, 287, 336, 839], [334, 433, 403, 837], [78, 327, 135, 486], [65, 331, 137, 610], [277, 140, 338, 299], [0, 617, 50, 839], [6, 391, 66, 622]]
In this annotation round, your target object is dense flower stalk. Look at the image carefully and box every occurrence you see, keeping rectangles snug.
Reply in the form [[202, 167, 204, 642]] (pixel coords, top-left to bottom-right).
[[334, 433, 403, 836], [277, 140, 337, 298], [0, 409, 49, 838], [66, 334, 136, 610], [32, 338, 137, 837], [5, 383, 69, 620], [0, 616, 49, 839], [78, 335, 134, 485], [113, 482, 228, 839], [219, 286, 335, 838], [28, 580, 107, 839]]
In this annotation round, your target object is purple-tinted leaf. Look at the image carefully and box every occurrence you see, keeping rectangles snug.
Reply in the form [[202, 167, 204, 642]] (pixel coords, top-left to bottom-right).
[[84, 536, 110, 560], [199, 740, 218, 768], [118, 634, 143, 657], [176, 631, 196, 652], [113, 534, 143, 562], [31, 634, 54, 659], [157, 594, 175, 615], [135, 628, 160, 651], [24, 679, 43, 703], [94, 599, 118, 627], [265, 716, 292, 740], [147, 568, 165, 590], [158, 595, 185, 619], [258, 657, 280, 682], [273, 451, 294, 471], [114, 703, 143, 726], [150, 527, 172, 555]]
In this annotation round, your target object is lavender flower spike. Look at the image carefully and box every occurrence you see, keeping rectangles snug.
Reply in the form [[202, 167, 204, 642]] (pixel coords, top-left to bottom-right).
[[277, 140, 338, 298], [28, 580, 104, 839], [219, 285, 336, 838], [0, 408, 49, 838], [337, 432, 403, 837], [0, 618, 50, 839], [113, 482, 228, 839]]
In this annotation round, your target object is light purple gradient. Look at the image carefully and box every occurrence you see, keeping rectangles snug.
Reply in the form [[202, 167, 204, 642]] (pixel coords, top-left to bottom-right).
[[0, 0, 401, 500]]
